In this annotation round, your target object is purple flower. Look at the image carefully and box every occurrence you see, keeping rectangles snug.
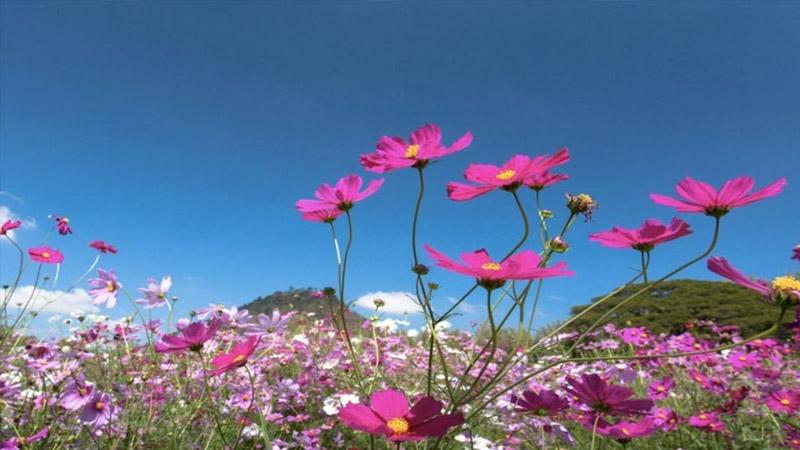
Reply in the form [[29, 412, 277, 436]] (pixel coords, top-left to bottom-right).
[[155, 320, 220, 353], [1, 427, 48, 449], [688, 412, 725, 433], [647, 377, 675, 400], [565, 374, 653, 416], [88, 269, 122, 308], [80, 392, 116, 429], [245, 309, 295, 336], [511, 389, 568, 416], [60, 376, 95, 411], [136, 276, 172, 309]]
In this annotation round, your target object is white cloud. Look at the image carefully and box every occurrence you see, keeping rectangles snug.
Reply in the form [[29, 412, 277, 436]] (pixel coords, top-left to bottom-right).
[[0, 191, 25, 205], [1, 285, 99, 315], [0, 205, 36, 241], [446, 297, 478, 314], [354, 291, 423, 315]]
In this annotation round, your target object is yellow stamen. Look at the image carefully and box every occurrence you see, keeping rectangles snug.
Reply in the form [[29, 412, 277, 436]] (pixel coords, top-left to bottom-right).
[[772, 276, 800, 293], [405, 144, 420, 159], [41, 252, 51, 258], [107, 283, 117, 293], [95, 401, 105, 410], [738, 355, 747, 361], [780, 398, 791, 406], [387, 417, 409, 434], [656, 386, 665, 392], [481, 262, 502, 271], [496, 169, 516, 181], [232, 354, 247, 364], [621, 428, 630, 436]]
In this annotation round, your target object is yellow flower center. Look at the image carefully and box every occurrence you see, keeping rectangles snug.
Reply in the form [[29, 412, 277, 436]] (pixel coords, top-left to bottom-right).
[[405, 144, 420, 159], [738, 355, 747, 361], [107, 283, 117, 293], [41, 252, 51, 258], [621, 427, 631, 436], [496, 169, 516, 181], [576, 194, 594, 204], [780, 398, 791, 406], [95, 401, 105, 410], [481, 262, 502, 271], [232, 355, 247, 364], [157, 293, 166, 300], [772, 276, 800, 293], [387, 417, 409, 434], [699, 414, 707, 420], [656, 386, 665, 392]]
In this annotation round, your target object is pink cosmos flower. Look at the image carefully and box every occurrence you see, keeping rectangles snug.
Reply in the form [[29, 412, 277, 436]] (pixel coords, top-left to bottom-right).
[[60, 376, 95, 411], [650, 407, 680, 432], [155, 320, 220, 353], [647, 377, 675, 400], [765, 389, 800, 414], [784, 423, 800, 450], [338, 389, 464, 442], [565, 374, 653, 416], [210, 336, 259, 376], [136, 276, 172, 309], [89, 240, 118, 254], [0, 219, 21, 236], [1, 427, 48, 449], [28, 246, 64, 264], [650, 176, 786, 217], [620, 327, 651, 346], [447, 149, 570, 201], [360, 124, 473, 173], [525, 170, 568, 191], [296, 174, 384, 213], [591, 417, 658, 441], [80, 392, 116, 429], [54, 216, 72, 235], [727, 351, 759, 371], [88, 269, 122, 308], [301, 208, 342, 223], [688, 412, 725, 433], [589, 218, 691, 252], [510, 389, 568, 415], [707, 257, 800, 305], [423, 244, 572, 290], [792, 244, 800, 262]]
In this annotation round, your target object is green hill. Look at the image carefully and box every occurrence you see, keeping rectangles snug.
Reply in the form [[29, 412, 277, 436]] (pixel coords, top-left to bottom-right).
[[241, 287, 366, 330], [565, 279, 794, 337]]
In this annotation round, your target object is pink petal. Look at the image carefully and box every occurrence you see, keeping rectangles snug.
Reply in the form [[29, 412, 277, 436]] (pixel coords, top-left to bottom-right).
[[369, 389, 409, 421]]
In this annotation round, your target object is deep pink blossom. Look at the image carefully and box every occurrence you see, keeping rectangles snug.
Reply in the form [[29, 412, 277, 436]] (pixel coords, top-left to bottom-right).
[[1, 427, 48, 449], [88, 269, 122, 308], [301, 208, 342, 223], [423, 244, 572, 289], [650, 176, 786, 217], [210, 336, 259, 376], [565, 374, 653, 416], [511, 389, 568, 415], [783, 423, 800, 450], [55, 216, 72, 235], [296, 174, 384, 213], [688, 412, 725, 433], [28, 246, 64, 264], [707, 257, 800, 305], [89, 240, 118, 254], [155, 320, 220, 353], [360, 124, 473, 173], [589, 218, 691, 252], [0, 219, 21, 236], [792, 244, 800, 262], [650, 407, 680, 432], [727, 351, 759, 371], [338, 389, 463, 442], [447, 149, 569, 201], [591, 417, 658, 441], [765, 389, 800, 414], [525, 170, 568, 191], [647, 377, 675, 400], [620, 327, 652, 346]]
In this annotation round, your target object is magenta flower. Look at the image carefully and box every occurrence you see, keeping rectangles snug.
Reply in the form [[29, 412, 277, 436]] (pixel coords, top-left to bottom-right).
[[423, 244, 572, 290], [727, 351, 759, 371], [650, 407, 680, 432], [80, 392, 116, 429], [28, 246, 64, 264], [0, 219, 21, 236], [765, 389, 800, 414], [510, 389, 568, 415], [89, 240, 118, 254], [155, 320, 220, 353], [589, 218, 691, 252], [650, 176, 786, 217], [301, 208, 342, 223], [792, 244, 800, 262], [210, 336, 259, 376], [647, 377, 675, 400], [54, 216, 72, 235], [620, 327, 651, 346], [447, 149, 570, 201], [783, 423, 800, 450], [565, 374, 653, 416], [136, 276, 172, 309], [88, 269, 122, 309], [360, 124, 473, 173], [525, 170, 568, 191], [707, 257, 800, 306], [60, 376, 95, 411], [338, 389, 463, 442], [592, 417, 658, 442], [1, 427, 48, 449], [296, 174, 384, 213], [688, 412, 725, 433]]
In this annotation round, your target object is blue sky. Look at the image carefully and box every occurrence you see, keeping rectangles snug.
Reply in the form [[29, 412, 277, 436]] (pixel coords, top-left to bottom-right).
[[1, 2, 798, 334]]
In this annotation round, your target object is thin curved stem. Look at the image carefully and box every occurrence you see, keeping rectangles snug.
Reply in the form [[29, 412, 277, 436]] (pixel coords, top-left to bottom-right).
[[502, 191, 530, 260]]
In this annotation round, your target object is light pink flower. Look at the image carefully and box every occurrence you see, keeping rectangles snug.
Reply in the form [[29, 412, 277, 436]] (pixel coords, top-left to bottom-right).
[[88, 269, 122, 308], [650, 176, 786, 217], [360, 124, 472, 173], [136, 276, 172, 309], [28, 246, 64, 264], [447, 149, 569, 201], [296, 174, 384, 213], [589, 218, 691, 251]]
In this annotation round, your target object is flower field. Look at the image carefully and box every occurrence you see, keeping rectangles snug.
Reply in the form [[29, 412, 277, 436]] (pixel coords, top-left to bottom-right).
[[1, 124, 798, 449]]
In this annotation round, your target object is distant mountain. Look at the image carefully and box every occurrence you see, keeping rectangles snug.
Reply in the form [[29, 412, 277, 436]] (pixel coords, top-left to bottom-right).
[[241, 287, 366, 330], [565, 279, 795, 337]]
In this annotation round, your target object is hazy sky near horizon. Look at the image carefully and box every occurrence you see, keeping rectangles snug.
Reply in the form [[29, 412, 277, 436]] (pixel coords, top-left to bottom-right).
[[1, 2, 799, 334]]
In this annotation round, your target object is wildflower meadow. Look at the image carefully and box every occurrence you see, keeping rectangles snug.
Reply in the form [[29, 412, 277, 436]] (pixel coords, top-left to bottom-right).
[[1, 123, 798, 450]]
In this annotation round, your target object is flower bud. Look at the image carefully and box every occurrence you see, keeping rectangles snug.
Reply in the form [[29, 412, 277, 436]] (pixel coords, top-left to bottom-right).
[[549, 236, 569, 253], [412, 263, 429, 275], [539, 209, 553, 220], [566, 193, 598, 220], [373, 298, 385, 309]]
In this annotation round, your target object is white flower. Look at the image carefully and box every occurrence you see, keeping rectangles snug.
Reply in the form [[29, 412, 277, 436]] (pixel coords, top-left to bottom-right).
[[407, 329, 419, 338]]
